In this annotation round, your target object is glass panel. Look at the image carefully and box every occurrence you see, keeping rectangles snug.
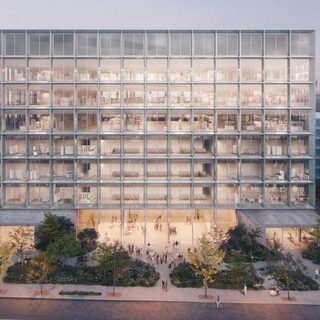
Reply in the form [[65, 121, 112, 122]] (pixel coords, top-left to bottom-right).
[[241, 160, 262, 180], [241, 184, 262, 206], [5, 85, 26, 105], [241, 136, 262, 156], [100, 33, 121, 56], [53, 84, 74, 106], [194, 32, 214, 56], [170, 59, 191, 81], [193, 59, 214, 81], [53, 184, 74, 206], [77, 111, 97, 132], [217, 160, 238, 180], [5, 184, 26, 205], [147, 186, 167, 204], [123, 185, 144, 204], [4, 59, 26, 81], [291, 110, 309, 132], [265, 184, 288, 205], [265, 59, 288, 81], [124, 59, 144, 81], [124, 85, 144, 106], [100, 85, 120, 107], [4, 111, 26, 132], [123, 33, 144, 55], [193, 111, 214, 132], [290, 85, 309, 107], [171, 184, 191, 204], [147, 59, 167, 82], [77, 137, 97, 156], [28, 135, 50, 156], [100, 59, 121, 81], [29, 160, 50, 181], [4, 160, 26, 181], [265, 110, 288, 132], [29, 85, 50, 105], [29, 110, 50, 132], [53, 33, 74, 56], [147, 85, 168, 106], [4, 136, 26, 156], [123, 160, 144, 180], [53, 110, 74, 132], [265, 136, 288, 156], [291, 184, 309, 206], [291, 136, 308, 156], [147, 111, 167, 132], [265, 33, 288, 56], [240, 85, 262, 107], [5, 33, 25, 55], [124, 135, 144, 156], [193, 85, 214, 107], [100, 111, 121, 132], [170, 110, 191, 132], [241, 33, 262, 56], [217, 111, 238, 132], [29, 33, 50, 56], [291, 59, 310, 81], [53, 136, 74, 156], [77, 85, 97, 107], [100, 186, 121, 205], [291, 33, 311, 56], [216, 135, 238, 156], [29, 59, 50, 81], [216, 85, 238, 108], [170, 85, 191, 106], [217, 33, 238, 56], [147, 33, 167, 56], [124, 111, 144, 132], [147, 160, 167, 180], [76, 59, 97, 81], [147, 135, 168, 155], [53, 59, 74, 81], [216, 59, 238, 81], [77, 185, 97, 205], [241, 110, 262, 132], [170, 33, 191, 55], [77, 33, 97, 56], [216, 184, 239, 205], [264, 85, 288, 107], [77, 160, 97, 180], [100, 136, 121, 156], [240, 59, 262, 81]]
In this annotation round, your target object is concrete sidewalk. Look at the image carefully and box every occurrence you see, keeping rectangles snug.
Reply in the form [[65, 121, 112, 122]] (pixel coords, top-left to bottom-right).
[[0, 283, 319, 305]]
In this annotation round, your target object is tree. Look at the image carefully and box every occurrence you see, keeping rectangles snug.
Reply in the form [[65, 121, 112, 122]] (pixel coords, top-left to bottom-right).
[[91, 241, 131, 295], [47, 234, 81, 266], [227, 249, 248, 278], [188, 234, 225, 298], [0, 242, 14, 280], [27, 251, 52, 294], [36, 212, 75, 251], [269, 252, 306, 300], [77, 228, 99, 254], [10, 226, 34, 264]]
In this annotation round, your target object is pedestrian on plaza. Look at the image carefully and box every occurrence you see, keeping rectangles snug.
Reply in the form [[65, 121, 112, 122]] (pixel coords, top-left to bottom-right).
[[315, 269, 319, 279], [243, 283, 247, 295], [215, 296, 221, 309], [276, 287, 280, 296], [162, 279, 165, 289], [165, 280, 168, 292]]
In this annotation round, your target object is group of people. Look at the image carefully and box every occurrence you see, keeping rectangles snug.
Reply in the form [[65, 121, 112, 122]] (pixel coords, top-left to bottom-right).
[[169, 226, 177, 235], [154, 215, 163, 231]]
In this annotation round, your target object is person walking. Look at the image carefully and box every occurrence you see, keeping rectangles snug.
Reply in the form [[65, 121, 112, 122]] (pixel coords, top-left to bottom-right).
[[315, 269, 319, 279], [165, 280, 168, 292], [215, 296, 221, 309], [162, 279, 165, 289], [243, 283, 247, 295]]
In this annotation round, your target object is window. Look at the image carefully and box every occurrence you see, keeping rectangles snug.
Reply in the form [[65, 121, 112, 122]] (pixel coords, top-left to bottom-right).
[[170, 59, 191, 81], [147, 33, 167, 55], [76, 59, 97, 81], [240, 85, 262, 107], [241, 33, 262, 56], [147, 59, 167, 82], [217, 33, 238, 56], [193, 59, 214, 81], [100, 33, 121, 56], [77, 33, 97, 56], [265, 33, 288, 56], [29, 59, 50, 81], [216, 59, 238, 81], [265, 59, 288, 81], [100, 59, 121, 81], [53, 59, 74, 81], [241, 59, 262, 81], [194, 32, 214, 56], [291, 59, 310, 81], [123, 33, 144, 55], [170, 33, 191, 56], [53, 33, 74, 56], [124, 59, 144, 81], [264, 85, 287, 107], [29, 33, 50, 56], [5, 33, 26, 55], [291, 33, 311, 56]]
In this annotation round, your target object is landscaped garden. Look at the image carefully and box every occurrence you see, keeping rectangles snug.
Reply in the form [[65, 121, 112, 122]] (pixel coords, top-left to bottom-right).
[[169, 225, 319, 297], [1, 212, 159, 292]]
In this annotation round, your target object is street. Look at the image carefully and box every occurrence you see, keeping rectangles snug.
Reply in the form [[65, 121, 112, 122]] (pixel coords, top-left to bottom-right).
[[0, 298, 319, 320]]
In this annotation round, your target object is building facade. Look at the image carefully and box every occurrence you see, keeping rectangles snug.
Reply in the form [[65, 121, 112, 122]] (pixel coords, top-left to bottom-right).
[[0, 30, 316, 250]]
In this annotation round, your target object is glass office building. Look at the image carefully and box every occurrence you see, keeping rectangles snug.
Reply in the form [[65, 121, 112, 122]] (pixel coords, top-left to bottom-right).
[[0, 30, 316, 249]]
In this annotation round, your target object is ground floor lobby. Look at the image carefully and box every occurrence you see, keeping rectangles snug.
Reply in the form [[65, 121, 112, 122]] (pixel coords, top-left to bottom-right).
[[77, 209, 237, 251]]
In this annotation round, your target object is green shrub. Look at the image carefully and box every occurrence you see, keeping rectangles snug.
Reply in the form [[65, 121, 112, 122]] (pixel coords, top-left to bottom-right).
[[59, 290, 101, 296], [302, 245, 320, 265], [170, 262, 263, 289], [4, 258, 159, 287]]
